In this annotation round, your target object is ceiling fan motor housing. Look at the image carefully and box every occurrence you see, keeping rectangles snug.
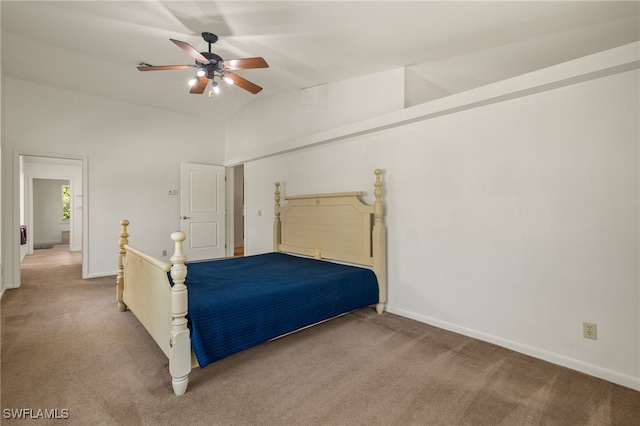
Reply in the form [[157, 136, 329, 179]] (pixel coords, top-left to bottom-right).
[[197, 52, 225, 72]]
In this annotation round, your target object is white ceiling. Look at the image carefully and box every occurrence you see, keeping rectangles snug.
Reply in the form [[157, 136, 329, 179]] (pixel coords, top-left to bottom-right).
[[2, 1, 639, 121]]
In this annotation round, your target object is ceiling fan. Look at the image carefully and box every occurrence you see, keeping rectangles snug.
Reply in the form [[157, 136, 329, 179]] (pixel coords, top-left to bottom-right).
[[137, 32, 268, 95]]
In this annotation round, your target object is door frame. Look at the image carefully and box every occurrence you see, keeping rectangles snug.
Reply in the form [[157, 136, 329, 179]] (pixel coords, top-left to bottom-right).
[[226, 164, 245, 257], [10, 150, 89, 287]]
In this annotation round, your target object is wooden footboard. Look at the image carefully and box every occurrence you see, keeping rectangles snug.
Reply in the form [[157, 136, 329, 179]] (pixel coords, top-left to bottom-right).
[[116, 222, 192, 396]]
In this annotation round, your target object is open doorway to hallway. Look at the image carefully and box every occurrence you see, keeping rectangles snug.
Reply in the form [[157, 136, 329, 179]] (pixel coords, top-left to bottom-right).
[[19, 155, 83, 270]]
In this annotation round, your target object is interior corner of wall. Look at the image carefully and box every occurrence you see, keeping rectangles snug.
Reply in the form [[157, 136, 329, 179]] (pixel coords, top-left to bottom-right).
[[301, 84, 328, 108], [404, 68, 450, 108]]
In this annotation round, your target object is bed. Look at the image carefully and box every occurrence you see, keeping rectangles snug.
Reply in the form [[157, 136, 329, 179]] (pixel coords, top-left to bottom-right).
[[116, 169, 387, 396]]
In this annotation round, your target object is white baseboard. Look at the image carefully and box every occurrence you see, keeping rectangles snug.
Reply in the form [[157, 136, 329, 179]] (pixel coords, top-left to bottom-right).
[[34, 240, 62, 246], [84, 270, 117, 279], [386, 305, 640, 392]]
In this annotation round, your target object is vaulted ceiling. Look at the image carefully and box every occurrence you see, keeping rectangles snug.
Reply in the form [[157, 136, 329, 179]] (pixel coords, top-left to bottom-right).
[[2, 1, 638, 121]]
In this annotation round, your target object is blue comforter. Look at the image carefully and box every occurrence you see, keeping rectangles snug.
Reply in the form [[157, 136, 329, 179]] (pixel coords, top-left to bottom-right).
[[182, 252, 379, 368]]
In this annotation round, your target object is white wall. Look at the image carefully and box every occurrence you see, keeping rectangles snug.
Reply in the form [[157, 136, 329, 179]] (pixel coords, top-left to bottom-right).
[[225, 69, 405, 164], [0, 3, 4, 296], [235, 47, 639, 390], [2, 78, 224, 284]]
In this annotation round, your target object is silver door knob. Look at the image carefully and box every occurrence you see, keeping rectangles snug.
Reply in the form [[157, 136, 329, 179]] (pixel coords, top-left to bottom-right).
[[181, 216, 190, 220]]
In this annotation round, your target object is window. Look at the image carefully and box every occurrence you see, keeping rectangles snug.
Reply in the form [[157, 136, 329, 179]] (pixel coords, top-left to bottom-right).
[[62, 185, 70, 220]]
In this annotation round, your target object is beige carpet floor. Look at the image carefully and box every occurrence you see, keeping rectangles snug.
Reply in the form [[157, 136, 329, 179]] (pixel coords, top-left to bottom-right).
[[2, 245, 639, 425]]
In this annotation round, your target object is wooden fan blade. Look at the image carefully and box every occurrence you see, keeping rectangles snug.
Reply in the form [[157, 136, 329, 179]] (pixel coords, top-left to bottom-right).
[[189, 76, 209, 94], [170, 39, 210, 63], [137, 65, 193, 71], [222, 57, 269, 70], [226, 73, 262, 94]]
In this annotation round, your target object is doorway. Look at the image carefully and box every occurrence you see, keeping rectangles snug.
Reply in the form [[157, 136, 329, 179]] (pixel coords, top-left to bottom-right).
[[229, 164, 245, 257], [18, 154, 85, 281]]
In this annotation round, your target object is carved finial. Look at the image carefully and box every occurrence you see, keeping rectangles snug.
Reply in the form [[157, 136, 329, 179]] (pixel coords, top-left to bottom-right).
[[274, 182, 281, 205], [169, 230, 188, 314], [170, 231, 187, 265], [373, 169, 383, 222], [374, 169, 383, 202], [171, 231, 187, 242], [118, 220, 129, 255], [274, 182, 281, 218]]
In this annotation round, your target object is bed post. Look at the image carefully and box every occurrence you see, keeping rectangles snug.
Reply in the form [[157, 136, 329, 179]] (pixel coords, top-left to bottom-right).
[[273, 182, 281, 251], [117, 219, 129, 312], [372, 169, 387, 314], [169, 231, 191, 396]]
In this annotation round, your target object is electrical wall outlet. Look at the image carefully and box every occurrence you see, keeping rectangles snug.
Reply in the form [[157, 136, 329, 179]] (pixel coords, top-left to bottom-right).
[[162, 250, 167, 257], [583, 322, 597, 340]]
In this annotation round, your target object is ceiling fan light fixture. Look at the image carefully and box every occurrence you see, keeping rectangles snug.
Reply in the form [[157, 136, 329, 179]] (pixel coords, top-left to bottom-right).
[[140, 32, 267, 95], [212, 81, 220, 94]]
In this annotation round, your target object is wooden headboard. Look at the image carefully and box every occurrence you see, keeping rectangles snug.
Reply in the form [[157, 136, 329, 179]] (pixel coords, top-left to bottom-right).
[[273, 169, 387, 313]]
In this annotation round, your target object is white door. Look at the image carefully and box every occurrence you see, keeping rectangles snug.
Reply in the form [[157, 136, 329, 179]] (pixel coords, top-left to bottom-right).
[[180, 163, 226, 260]]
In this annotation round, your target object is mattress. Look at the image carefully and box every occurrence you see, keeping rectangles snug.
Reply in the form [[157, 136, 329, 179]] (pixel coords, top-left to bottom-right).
[[181, 252, 379, 367]]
